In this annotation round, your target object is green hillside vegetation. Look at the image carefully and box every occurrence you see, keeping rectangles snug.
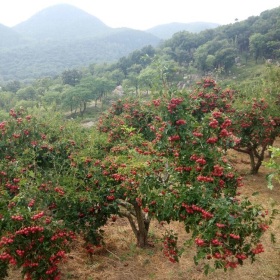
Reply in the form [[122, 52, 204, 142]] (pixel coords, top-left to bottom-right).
[[0, 24, 29, 49], [0, 29, 160, 81]]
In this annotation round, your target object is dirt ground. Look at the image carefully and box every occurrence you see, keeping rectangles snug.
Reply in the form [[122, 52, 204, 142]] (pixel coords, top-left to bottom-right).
[[7, 149, 280, 280]]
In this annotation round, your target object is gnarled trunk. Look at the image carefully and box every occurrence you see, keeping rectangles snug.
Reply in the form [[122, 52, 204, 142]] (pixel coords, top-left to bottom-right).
[[233, 146, 266, 175]]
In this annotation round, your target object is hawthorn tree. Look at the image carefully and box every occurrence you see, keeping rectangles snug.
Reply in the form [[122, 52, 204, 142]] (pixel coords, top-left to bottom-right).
[[0, 78, 276, 279], [94, 78, 273, 270], [193, 76, 280, 175], [0, 109, 111, 279], [230, 98, 280, 174]]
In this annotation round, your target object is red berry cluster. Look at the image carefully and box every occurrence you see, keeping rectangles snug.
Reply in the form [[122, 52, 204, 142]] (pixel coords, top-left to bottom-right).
[[182, 203, 213, 219], [16, 226, 44, 236], [31, 211, 44, 221], [167, 97, 184, 113], [162, 233, 179, 263], [251, 243, 264, 254]]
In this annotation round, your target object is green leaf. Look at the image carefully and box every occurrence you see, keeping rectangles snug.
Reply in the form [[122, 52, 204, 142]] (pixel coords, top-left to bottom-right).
[[28, 170, 35, 178], [267, 182, 274, 190], [266, 173, 275, 190], [204, 264, 210, 275]]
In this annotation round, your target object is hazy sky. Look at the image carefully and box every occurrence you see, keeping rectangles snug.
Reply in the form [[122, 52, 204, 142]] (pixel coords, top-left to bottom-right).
[[0, 0, 279, 30]]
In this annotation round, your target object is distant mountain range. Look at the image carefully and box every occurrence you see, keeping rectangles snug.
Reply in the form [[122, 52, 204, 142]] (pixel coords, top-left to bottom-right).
[[0, 4, 219, 81]]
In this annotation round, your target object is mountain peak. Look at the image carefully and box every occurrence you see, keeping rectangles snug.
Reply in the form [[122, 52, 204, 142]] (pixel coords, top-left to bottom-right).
[[27, 4, 97, 21], [13, 4, 112, 41]]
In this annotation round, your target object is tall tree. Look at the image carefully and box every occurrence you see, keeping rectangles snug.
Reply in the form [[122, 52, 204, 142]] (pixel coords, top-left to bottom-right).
[[249, 33, 266, 63], [61, 69, 82, 86]]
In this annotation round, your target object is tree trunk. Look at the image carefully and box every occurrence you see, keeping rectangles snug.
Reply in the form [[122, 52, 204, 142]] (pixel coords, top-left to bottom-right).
[[249, 146, 266, 174], [83, 101, 87, 113], [119, 200, 151, 248], [249, 150, 258, 174], [134, 203, 150, 247], [233, 146, 264, 175], [80, 101, 86, 117]]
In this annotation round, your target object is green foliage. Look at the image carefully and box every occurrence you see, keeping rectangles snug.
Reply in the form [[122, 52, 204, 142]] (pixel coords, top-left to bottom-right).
[[249, 33, 267, 62], [2, 80, 21, 93], [1, 5, 279, 90], [193, 39, 237, 72], [163, 31, 200, 66], [264, 146, 280, 189], [61, 69, 82, 86], [16, 86, 37, 101], [0, 91, 16, 112], [61, 76, 115, 115]]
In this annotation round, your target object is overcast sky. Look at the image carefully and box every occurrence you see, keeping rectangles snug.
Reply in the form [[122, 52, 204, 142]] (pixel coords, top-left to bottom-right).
[[0, 0, 279, 30]]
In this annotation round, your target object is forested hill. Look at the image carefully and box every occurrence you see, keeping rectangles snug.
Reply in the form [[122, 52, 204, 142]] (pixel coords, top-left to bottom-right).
[[160, 6, 280, 72], [0, 4, 217, 81], [12, 4, 113, 41]]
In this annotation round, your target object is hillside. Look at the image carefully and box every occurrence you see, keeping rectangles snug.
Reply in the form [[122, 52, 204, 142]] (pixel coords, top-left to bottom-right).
[[0, 29, 160, 81], [0, 23, 29, 49]]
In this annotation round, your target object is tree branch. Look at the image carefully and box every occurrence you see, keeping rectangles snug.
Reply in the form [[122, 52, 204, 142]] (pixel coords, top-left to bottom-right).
[[117, 199, 136, 217], [118, 210, 138, 237]]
